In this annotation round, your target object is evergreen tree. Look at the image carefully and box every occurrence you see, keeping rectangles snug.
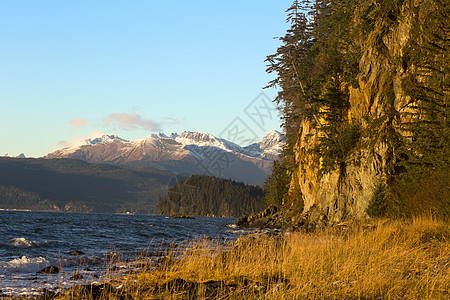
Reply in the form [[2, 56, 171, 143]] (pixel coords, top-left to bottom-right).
[[263, 160, 291, 207], [157, 175, 264, 217], [267, 0, 362, 176], [265, 0, 316, 157], [401, 0, 449, 170]]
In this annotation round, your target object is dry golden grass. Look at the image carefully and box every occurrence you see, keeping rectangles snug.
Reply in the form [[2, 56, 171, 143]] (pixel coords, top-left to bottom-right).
[[51, 216, 449, 299]]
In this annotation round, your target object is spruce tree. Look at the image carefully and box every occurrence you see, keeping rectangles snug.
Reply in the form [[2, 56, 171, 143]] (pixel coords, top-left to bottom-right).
[[265, 0, 316, 155]]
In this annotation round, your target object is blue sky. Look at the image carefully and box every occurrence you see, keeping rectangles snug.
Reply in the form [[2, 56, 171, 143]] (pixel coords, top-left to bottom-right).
[[1, 1, 292, 157]]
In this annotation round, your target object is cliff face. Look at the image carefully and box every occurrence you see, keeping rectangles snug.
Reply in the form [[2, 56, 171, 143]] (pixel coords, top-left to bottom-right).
[[285, 1, 437, 226], [238, 0, 447, 229]]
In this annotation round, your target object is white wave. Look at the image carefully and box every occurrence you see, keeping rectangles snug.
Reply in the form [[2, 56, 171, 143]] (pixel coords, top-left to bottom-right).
[[9, 237, 38, 247], [0, 268, 98, 297], [225, 229, 251, 235], [0, 256, 50, 275]]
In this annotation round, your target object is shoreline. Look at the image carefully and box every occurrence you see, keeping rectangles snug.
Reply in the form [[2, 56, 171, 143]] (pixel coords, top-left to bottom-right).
[[0, 213, 240, 299], [4, 216, 449, 299]]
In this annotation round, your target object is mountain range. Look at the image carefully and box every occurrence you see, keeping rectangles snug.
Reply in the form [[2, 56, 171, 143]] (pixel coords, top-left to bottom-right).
[[45, 130, 283, 184], [0, 131, 281, 213], [3, 153, 26, 159]]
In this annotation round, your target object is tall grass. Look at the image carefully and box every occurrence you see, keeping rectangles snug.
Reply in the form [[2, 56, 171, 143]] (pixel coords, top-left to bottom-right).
[[29, 217, 448, 299], [101, 216, 448, 299], [3, 217, 447, 299]]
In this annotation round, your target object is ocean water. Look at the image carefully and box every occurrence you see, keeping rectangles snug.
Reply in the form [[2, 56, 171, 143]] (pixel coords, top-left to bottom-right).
[[0, 211, 247, 297]]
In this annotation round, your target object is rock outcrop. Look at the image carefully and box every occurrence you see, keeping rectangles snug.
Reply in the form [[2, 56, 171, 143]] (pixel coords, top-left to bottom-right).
[[289, 9, 412, 226], [261, 0, 448, 227]]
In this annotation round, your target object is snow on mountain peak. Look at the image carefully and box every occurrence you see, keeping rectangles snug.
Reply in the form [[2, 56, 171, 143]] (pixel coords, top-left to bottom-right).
[[46, 130, 282, 164], [83, 134, 128, 146], [176, 131, 217, 143], [259, 130, 283, 147], [175, 131, 243, 152], [2, 153, 26, 158], [264, 130, 282, 139], [242, 130, 283, 159], [60, 133, 129, 151], [150, 132, 169, 139], [137, 132, 170, 144]]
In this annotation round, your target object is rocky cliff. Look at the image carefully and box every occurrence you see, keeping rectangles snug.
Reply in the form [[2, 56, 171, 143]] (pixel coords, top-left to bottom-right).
[[256, 0, 448, 228]]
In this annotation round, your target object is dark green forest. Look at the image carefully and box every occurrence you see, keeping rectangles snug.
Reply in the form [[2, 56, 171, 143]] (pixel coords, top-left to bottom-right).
[[0, 157, 175, 213], [263, 0, 449, 218], [158, 175, 264, 217]]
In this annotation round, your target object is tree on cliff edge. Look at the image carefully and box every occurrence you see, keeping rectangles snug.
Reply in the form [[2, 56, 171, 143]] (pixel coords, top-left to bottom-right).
[[264, 0, 449, 220]]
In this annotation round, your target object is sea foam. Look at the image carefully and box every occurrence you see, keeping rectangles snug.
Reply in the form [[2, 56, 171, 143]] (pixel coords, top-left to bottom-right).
[[9, 237, 38, 247], [0, 256, 49, 274]]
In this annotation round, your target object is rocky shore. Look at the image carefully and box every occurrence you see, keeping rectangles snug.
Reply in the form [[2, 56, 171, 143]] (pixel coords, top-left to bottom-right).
[[234, 204, 317, 231], [3, 217, 448, 299], [5, 276, 286, 300]]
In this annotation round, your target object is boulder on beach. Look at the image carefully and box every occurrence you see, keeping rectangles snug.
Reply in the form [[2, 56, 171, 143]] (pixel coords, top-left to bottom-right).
[[37, 266, 60, 274], [62, 283, 113, 299], [68, 250, 84, 255], [70, 273, 84, 280], [235, 205, 278, 228]]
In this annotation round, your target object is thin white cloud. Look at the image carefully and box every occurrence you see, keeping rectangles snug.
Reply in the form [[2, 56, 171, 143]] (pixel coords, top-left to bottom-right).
[[58, 130, 105, 148], [103, 112, 161, 131], [68, 118, 88, 129]]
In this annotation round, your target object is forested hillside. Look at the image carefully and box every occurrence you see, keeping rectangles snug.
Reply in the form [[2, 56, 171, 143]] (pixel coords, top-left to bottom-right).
[[158, 175, 264, 217], [0, 157, 175, 213], [262, 0, 448, 227]]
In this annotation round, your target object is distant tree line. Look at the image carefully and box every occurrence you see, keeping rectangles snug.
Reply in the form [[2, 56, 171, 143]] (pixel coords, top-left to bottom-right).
[[0, 157, 174, 213], [158, 175, 264, 217], [0, 185, 59, 211]]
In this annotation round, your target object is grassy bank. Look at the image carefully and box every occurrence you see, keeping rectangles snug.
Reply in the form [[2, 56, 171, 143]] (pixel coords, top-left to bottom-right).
[[14, 217, 449, 299]]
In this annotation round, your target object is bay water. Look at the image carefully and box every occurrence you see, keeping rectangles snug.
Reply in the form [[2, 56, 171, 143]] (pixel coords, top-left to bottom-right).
[[0, 211, 249, 297]]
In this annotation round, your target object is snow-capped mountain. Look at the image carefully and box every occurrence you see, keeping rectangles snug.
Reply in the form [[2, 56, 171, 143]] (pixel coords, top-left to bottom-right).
[[45, 131, 283, 184], [243, 130, 282, 160], [175, 132, 243, 153], [3, 153, 26, 158], [82, 134, 129, 146], [59, 134, 129, 155]]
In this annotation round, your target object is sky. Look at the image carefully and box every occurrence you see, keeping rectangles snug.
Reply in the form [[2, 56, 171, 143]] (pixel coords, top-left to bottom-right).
[[1, 1, 293, 157]]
